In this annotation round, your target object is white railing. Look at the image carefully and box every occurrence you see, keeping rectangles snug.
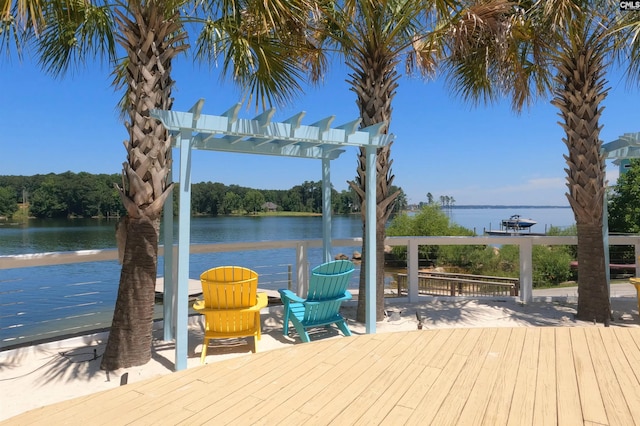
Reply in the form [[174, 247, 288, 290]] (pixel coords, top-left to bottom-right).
[[3, 235, 640, 298], [2, 234, 640, 346], [388, 235, 640, 303]]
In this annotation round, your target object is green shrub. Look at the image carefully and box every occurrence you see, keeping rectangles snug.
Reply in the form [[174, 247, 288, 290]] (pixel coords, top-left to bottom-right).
[[387, 205, 478, 265], [465, 245, 519, 276], [467, 244, 571, 286], [532, 246, 573, 287]]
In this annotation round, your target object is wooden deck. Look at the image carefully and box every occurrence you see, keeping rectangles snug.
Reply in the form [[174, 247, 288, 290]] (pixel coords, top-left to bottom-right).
[[6, 327, 640, 425]]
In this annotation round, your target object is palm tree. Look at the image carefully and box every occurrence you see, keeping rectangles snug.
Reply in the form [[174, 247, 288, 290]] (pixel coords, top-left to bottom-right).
[[444, 0, 634, 322], [13, 0, 320, 369], [312, 0, 515, 322]]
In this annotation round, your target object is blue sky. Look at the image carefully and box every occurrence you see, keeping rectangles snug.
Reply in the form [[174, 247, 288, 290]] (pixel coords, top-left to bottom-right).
[[1, 53, 637, 206]]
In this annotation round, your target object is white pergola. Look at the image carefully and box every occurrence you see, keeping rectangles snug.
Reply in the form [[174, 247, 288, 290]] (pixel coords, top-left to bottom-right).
[[602, 132, 640, 170], [600, 132, 640, 294], [150, 99, 394, 371]]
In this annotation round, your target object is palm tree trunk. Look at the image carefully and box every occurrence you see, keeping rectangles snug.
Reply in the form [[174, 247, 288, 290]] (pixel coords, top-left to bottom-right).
[[552, 39, 610, 323], [101, 216, 159, 370], [100, 3, 186, 370]]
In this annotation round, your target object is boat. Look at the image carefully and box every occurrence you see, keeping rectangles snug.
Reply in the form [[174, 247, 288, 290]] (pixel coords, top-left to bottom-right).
[[501, 215, 537, 230], [485, 215, 541, 236]]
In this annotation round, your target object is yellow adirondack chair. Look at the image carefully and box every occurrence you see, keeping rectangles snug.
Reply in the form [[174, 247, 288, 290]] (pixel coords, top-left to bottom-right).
[[193, 266, 268, 364]]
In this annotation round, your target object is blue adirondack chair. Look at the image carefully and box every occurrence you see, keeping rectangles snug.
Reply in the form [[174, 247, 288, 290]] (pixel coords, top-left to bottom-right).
[[278, 260, 355, 342]]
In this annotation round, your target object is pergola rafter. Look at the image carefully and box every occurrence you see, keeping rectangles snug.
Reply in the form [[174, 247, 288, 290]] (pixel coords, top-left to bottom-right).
[[150, 99, 394, 370]]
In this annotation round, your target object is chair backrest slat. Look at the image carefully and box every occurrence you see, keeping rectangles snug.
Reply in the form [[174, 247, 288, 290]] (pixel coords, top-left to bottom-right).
[[200, 266, 258, 309], [307, 260, 354, 301]]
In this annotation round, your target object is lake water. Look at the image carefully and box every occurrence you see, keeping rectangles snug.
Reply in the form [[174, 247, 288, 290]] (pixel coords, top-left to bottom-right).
[[0, 208, 574, 346]]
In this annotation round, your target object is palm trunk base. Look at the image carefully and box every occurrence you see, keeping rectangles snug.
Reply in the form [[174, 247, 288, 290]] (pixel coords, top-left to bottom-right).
[[101, 216, 160, 371], [575, 223, 610, 323]]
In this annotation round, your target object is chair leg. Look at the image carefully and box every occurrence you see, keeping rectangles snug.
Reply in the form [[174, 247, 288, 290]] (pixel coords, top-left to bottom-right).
[[336, 319, 352, 337], [291, 321, 311, 343], [282, 302, 291, 335], [200, 338, 209, 364], [252, 336, 258, 353], [255, 313, 262, 340]]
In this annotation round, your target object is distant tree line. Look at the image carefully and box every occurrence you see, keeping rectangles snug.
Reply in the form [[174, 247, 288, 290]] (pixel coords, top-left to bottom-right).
[[422, 192, 455, 208], [0, 172, 408, 218], [0, 172, 124, 219]]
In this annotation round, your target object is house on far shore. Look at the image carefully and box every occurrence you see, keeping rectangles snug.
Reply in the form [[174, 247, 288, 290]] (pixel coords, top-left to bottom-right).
[[262, 202, 278, 212]]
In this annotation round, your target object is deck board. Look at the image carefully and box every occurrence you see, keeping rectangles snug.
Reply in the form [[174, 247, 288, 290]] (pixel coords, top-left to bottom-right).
[[457, 327, 512, 425], [406, 329, 481, 425], [556, 327, 584, 425], [533, 327, 557, 426], [599, 328, 640, 422], [585, 328, 635, 426], [6, 327, 640, 426], [482, 327, 527, 425], [431, 328, 497, 425], [303, 332, 410, 423], [331, 331, 426, 424], [507, 327, 541, 425], [572, 327, 609, 424]]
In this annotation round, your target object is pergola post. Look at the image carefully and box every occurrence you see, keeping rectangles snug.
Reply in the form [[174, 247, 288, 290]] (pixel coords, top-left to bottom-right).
[[322, 157, 332, 263], [162, 174, 175, 342], [365, 144, 377, 334], [174, 129, 192, 371]]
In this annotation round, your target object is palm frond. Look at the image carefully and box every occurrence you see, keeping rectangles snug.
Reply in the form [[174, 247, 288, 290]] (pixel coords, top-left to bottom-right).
[[611, 6, 640, 87], [195, 0, 323, 109], [0, 0, 47, 58], [442, 0, 543, 109], [2, 0, 44, 31], [36, 1, 116, 76]]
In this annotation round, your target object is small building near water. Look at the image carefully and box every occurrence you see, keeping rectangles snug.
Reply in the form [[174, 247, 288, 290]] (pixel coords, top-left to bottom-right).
[[262, 202, 278, 212]]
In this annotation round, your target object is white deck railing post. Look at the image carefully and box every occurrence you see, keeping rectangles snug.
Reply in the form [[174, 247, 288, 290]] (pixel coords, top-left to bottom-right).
[[408, 239, 419, 302], [296, 242, 309, 297], [519, 238, 533, 304]]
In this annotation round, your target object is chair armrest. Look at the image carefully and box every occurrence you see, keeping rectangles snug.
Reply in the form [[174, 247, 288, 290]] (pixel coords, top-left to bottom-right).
[[339, 291, 353, 302], [256, 292, 268, 309], [278, 289, 305, 303]]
